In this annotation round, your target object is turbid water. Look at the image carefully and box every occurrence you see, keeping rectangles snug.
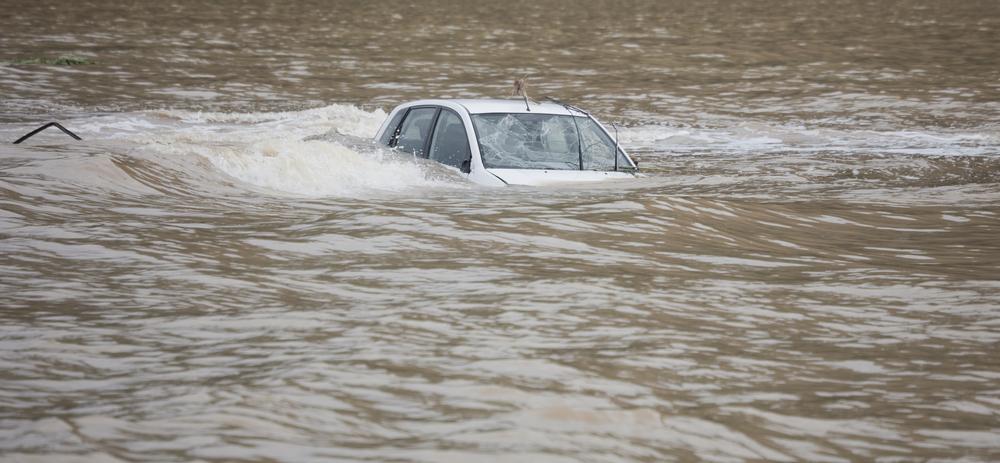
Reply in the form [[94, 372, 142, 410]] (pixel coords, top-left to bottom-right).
[[2, 0, 999, 461]]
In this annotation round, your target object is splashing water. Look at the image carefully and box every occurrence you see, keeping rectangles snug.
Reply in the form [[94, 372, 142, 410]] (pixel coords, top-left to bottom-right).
[[7, 104, 471, 198]]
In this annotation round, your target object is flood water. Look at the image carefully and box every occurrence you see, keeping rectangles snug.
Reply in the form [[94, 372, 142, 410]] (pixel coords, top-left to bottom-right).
[[2, 0, 1000, 461]]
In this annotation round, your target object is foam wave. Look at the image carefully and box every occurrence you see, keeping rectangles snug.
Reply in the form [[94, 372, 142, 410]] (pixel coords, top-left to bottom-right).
[[154, 134, 463, 197], [620, 123, 1000, 157], [153, 104, 386, 140], [97, 104, 472, 197]]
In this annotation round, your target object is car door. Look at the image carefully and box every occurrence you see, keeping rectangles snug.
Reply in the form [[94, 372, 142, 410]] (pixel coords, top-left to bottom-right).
[[427, 109, 472, 173]]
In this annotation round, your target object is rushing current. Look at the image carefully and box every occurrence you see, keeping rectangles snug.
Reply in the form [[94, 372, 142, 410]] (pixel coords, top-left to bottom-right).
[[2, 0, 999, 461]]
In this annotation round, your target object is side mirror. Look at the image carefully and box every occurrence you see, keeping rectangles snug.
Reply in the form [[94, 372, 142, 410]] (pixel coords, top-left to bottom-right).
[[460, 159, 471, 174]]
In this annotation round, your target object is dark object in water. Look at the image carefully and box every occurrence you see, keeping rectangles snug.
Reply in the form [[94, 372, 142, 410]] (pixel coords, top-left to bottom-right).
[[13, 122, 82, 144]]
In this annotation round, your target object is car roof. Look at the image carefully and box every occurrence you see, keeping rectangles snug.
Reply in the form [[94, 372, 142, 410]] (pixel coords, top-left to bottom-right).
[[397, 99, 577, 116]]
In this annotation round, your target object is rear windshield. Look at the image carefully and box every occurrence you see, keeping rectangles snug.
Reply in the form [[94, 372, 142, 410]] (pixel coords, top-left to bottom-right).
[[471, 113, 629, 171]]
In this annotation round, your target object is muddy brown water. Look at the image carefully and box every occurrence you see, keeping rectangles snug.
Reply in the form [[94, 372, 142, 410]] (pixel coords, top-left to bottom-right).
[[2, 0, 999, 461]]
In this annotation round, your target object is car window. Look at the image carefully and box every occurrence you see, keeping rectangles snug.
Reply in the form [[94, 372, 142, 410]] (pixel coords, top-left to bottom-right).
[[472, 113, 582, 170], [578, 118, 632, 170], [378, 111, 406, 145], [396, 107, 437, 157], [428, 110, 472, 172], [472, 113, 632, 171]]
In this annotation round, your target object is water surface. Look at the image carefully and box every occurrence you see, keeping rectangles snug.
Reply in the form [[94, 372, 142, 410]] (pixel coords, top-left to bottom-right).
[[2, 0, 999, 461]]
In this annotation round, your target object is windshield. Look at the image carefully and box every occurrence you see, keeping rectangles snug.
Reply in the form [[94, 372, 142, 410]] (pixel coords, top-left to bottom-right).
[[471, 113, 631, 171]]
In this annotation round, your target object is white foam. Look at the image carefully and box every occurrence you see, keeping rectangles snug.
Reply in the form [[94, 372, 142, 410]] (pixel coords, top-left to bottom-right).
[[85, 104, 468, 197], [191, 137, 459, 197], [619, 123, 1000, 157], [158, 104, 385, 140]]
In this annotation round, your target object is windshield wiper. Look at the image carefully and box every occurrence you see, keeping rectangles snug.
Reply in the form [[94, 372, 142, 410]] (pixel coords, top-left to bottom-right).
[[545, 97, 637, 173]]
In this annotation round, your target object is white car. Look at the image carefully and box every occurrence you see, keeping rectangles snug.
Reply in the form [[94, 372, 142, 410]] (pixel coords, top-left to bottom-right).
[[373, 99, 638, 186]]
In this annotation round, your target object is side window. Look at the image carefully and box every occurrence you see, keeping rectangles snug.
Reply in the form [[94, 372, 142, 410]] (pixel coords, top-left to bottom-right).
[[428, 110, 472, 173], [395, 108, 437, 157], [378, 110, 406, 146]]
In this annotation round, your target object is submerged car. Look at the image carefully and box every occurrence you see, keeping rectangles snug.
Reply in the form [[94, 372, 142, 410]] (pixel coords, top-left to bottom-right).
[[373, 99, 638, 186]]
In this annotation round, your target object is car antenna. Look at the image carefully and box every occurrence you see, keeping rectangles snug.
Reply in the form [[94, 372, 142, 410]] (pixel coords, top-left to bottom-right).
[[512, 76, 531, 112]]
